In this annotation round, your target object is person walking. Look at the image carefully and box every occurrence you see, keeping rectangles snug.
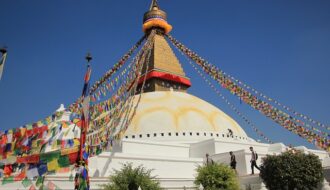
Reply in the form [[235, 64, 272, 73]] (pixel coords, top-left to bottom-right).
[[229, 151, 237, 174], [249, 147, 260, 174], [205, 153, 214, 165]]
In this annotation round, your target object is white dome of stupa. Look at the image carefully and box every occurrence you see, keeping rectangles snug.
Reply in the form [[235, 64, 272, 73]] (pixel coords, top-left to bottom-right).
[[121, 90, 249, 142]]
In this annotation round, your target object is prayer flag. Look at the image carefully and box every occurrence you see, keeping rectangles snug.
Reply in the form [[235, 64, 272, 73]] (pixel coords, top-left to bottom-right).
[[58, 155, 70, 168], [57, 167, 70, 173], [47, 181, 56, 190], [40, 150, 60, 162], [22, 177, 32, 188], [82, 96, 90, 120], [14, 171, 26, 181], [47, 159, 59, 172], [1, 176, 14, 185], [38, 163, 47, 176], [29, 184, 36, 190], [36, 176, 44, 187], [27, 167, 39, 178]]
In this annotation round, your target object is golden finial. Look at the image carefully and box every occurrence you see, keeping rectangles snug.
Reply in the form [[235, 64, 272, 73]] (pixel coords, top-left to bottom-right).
[[143, 0, 172, 34], [149, 0, 159, 10]]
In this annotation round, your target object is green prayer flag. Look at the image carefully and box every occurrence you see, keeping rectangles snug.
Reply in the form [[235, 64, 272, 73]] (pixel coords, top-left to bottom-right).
[[22, 177, 32, 188], [96, 147, 102, 155], [40, 150, 60, 162], [2, 176, 14, 185], [36, 176, 44, 187], [58, 155, 70, 168], [78, 179, 87, 190]]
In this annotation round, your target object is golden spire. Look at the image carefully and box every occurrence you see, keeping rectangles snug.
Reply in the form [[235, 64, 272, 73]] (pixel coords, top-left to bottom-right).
[[149, 0, 159, 10], [142, 0, 172, 34], [137, 1, 191, 94]]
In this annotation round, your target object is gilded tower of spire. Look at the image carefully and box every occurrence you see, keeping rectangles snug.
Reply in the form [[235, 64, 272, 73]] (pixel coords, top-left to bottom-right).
[[138, 0, 191, 93]]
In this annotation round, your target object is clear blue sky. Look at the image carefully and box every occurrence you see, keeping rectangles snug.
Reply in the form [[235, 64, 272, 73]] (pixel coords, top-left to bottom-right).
[[0, 0, 329, 149]]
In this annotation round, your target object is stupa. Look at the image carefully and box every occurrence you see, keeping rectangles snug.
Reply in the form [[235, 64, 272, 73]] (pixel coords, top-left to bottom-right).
[[1, 1, 329, 190], [82, 1, 330, 189]]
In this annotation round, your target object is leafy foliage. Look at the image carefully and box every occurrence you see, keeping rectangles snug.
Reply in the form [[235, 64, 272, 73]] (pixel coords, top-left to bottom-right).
[[101, 163, 161, 190], [260, 151, 323, 190], [195, 163, 239, 190]]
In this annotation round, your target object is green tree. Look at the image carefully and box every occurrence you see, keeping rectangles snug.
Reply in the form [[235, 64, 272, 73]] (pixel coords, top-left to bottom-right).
[[195, 163, 239, 190], [260, 151, 323, 190], [101, 163, 161, 190]]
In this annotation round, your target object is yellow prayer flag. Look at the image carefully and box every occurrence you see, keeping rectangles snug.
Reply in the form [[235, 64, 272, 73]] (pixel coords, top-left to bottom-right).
[[63, 129, 70, 137], [7, 155, 17, 164], [32, 140, 38, 148], [61, 146, 79, 155], [37, 121, 43, 127], [62, 122, 68, 129], [73, 118, 80, 124], [20, 128, 27, 136], [73, 139, 80, 146], [51, 140, 58, 150], [47, 159, 59, 171]]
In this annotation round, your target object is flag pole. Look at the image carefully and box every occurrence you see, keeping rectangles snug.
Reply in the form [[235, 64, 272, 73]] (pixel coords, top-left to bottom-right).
[[75, 52, 92, 190], [0, 47, 8, 80]]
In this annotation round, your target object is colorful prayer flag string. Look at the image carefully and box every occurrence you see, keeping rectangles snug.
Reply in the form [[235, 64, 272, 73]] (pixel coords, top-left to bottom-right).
[[167, 34, 330, 151]]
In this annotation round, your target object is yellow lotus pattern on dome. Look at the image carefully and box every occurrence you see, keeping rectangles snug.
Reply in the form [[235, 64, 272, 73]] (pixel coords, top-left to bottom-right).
[[123, 91, 248, 138]]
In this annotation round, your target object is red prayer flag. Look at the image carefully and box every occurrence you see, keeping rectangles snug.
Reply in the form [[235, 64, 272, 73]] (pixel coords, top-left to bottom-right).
[[68, 152, 78, 164], [14, 171, 26, 181], [29, 185, 36, 190], [47, 181, 56, 190]]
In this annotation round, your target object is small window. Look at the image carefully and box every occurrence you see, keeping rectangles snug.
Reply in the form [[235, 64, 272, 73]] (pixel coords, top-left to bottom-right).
[[210, 133, 213, 136], [132, 135, 135, 139], [227, 135, 229, 138], [161, 133, 164, 136], [125, 136, 128, 139], [222, 134, 225, 137], [183, 132, 186, 136], [147, 134, 150, 137], [168, 132, 171, 136], [154, 133, 157, 137], [176, 132, 179, 136], [204, 132, 207, 136], [196, 132, 200, 136], [139, 134, 142, 138], [190, 132, 193, 136]]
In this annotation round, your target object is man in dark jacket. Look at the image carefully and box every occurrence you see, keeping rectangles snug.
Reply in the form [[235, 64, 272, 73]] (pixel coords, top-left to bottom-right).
[[229, 151, 237, 170], [250, 146, 260, 174]]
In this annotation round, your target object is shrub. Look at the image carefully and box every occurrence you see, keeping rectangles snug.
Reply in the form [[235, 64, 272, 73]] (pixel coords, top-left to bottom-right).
[[260, 151, 323, 190], [195, 163, 239, 190], [101, 163, 161, 190]]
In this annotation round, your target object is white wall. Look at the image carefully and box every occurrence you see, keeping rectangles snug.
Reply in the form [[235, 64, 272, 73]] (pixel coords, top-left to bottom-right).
[[189, 138, 215, 158], [122, 139, 190, 158]]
